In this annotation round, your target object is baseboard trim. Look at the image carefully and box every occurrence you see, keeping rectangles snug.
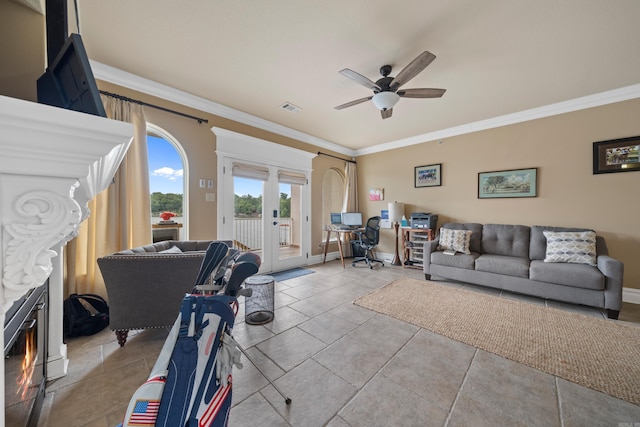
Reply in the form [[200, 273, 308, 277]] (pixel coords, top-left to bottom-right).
[[623, 287, 640, 305]]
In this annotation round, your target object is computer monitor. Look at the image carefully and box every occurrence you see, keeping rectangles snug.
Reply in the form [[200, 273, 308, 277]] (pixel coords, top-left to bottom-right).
[[341, 212, 362, 227], [330, 213, 342, 225]]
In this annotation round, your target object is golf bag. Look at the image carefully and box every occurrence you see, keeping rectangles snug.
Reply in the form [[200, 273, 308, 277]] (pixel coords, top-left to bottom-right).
[[118, 242, 258, 427]]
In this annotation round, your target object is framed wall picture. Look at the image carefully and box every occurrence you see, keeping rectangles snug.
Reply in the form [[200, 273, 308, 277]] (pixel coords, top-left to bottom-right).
[[478, 168, 537, 199], [414, 163, 442, 188], [593, 136, 640, 174], [369, 187, 384, 201]]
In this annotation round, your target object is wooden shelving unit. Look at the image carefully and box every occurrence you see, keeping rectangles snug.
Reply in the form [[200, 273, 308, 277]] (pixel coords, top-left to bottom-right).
[[402, 228, 434, 269]]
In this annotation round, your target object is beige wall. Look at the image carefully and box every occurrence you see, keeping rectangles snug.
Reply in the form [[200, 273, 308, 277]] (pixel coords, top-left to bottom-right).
[[0, 1, 46, 101], [357, 98, 640, 290]]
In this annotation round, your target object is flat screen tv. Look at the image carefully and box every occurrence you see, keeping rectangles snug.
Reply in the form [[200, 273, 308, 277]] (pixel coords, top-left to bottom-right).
[[37, 33, 106, 117]]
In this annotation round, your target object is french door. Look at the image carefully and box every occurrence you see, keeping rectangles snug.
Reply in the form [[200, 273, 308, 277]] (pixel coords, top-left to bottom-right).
[[214, 128, 314, 273]]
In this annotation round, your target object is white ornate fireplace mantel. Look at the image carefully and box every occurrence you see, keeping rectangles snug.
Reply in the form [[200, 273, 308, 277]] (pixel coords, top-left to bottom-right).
[[0, 94, 133, 421]]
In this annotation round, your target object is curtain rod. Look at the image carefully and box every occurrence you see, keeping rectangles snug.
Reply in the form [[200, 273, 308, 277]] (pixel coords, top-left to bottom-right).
[[317, 151, 356, 164], [99, 90, 209, 124]]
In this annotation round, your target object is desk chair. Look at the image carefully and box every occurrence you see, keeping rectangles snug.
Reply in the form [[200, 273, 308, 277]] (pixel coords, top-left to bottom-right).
[[352, 216, 384, 269]]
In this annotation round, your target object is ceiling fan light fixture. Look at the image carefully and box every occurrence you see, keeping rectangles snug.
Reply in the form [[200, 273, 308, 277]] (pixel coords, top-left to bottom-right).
[[372, 91, 400, 111]]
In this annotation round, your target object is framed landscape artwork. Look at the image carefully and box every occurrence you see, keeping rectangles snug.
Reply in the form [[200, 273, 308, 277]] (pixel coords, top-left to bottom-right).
[[478, 168, 537, 199], [593, 136, 640, 174], [415, 163, 442, 188]]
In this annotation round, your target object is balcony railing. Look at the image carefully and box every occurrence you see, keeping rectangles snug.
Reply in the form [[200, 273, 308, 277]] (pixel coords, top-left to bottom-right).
[[234, 217, 292, 250]]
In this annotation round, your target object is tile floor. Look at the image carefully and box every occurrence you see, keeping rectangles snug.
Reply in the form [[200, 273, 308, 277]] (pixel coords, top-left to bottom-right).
[[37, 260, 640, 427]]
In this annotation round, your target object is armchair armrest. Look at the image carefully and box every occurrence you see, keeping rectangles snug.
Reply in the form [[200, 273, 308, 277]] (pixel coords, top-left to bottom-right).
[[423, 239, 439, 277], [597, 255, 624, 313]]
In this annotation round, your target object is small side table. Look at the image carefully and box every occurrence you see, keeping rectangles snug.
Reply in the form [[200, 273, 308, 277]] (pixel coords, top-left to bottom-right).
[[402, 227, 434, 269], [152, 222, 183, 242]]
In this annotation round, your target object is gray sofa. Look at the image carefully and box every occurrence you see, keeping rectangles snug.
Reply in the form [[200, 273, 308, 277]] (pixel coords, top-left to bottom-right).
[[423, 223, 624, 319], [97, 240, 229, 346]]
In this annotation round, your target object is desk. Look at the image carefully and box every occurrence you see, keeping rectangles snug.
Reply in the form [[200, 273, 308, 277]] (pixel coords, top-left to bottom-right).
[[322, 226, 364, 268]]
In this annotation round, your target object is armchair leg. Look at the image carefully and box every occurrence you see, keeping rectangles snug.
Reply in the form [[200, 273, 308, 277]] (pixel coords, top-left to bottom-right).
[[607, 309, 620, 320], [116, 329, 129, 347], [425, 274, 431, 280]]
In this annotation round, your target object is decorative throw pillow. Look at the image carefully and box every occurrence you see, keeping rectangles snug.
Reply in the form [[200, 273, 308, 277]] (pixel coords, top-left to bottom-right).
[[159, 245, 183, 254], [437, 228, 473, 254], [543, 230, 597, 266]]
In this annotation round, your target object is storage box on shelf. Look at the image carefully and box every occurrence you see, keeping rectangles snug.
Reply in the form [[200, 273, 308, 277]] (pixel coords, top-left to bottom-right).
[[402, 228, 434, 269]]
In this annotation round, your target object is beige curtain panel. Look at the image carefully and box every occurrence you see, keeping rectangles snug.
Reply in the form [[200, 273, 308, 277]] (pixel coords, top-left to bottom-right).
[[341, 162, 359, 257], [65, 97, 151, 298]]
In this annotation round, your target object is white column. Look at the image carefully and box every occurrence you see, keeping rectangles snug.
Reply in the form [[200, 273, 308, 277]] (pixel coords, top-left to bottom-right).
[[46, 244, 68, 380]]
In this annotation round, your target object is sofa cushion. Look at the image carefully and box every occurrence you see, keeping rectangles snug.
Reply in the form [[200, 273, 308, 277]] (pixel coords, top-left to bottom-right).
[[439, 223, 483, 253], [530, 260, 605, 290], [543, 230, 597, 266], [438, 228, 473, 254], [431, 251, 478, 270], [159, 245, 183, 254], [530, 225, 596, 260], [481, 224, 531, 258], [475, 254, 530, 278]]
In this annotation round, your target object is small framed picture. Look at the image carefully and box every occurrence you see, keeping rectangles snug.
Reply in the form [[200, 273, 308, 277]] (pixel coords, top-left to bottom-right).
[[369, 187, 384, 201], [593, 136, 640, 174], [414, 163, 442, 188], [478, 168, 537, 199]]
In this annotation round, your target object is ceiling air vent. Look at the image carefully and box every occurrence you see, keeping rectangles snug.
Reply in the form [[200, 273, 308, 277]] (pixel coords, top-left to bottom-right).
[[280, 102, 301, 113]]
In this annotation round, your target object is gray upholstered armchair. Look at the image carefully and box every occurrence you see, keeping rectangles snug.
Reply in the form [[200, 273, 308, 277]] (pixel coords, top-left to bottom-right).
[[97, 240, 230, 346]]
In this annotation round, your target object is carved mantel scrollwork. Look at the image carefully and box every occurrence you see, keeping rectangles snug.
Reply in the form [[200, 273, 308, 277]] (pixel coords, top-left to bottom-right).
[[3, 189, 82, 294]]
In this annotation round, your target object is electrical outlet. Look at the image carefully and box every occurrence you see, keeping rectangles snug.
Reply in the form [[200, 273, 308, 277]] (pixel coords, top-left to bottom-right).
[[207, 179, 214, 188], [199, 179, 205, 188]]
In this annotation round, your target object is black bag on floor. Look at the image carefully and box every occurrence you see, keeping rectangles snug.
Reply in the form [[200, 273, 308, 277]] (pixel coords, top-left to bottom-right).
[[63, 293, 110, 337]]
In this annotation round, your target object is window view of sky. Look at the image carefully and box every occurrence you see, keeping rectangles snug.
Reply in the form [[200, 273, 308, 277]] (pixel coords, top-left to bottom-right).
[[235, 177, 263, 197], [147, 135, 183, 194]]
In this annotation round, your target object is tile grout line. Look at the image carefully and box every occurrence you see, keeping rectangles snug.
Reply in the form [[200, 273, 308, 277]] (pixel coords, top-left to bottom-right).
[[443, 347, 478, 427], [321, 323, 423, 425], [555, 376, 565, 427]]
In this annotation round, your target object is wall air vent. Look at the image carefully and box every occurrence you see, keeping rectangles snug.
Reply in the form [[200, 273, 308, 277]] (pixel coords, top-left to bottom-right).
[[280, 102, 301, 113]]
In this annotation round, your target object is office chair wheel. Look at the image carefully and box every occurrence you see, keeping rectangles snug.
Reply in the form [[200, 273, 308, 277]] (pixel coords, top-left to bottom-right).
[[369, 265, 373, 269], [352, 262, 355, 267]]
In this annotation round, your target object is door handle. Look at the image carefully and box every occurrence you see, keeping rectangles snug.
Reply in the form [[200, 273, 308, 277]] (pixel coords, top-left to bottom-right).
[[273, 221, 278, 226]]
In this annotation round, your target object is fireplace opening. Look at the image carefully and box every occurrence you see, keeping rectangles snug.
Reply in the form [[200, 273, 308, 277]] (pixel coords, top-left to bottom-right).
[[4, 283, 48, 427]]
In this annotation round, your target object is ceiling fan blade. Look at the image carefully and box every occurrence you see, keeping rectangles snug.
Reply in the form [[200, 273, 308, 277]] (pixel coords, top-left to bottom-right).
[[390, 51, 436, 90], [339, 68, 381, 91], [335, 96, 372, 110], [381, 108, 393, 119], [397, 88, 446, 98]]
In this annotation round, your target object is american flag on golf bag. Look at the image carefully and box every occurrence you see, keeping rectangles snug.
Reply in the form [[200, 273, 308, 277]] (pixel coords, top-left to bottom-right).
[[118, 294, 241, 427]]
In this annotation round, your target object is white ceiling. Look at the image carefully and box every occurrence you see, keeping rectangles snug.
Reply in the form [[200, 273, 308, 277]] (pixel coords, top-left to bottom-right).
[[76, 0, 640, 153]]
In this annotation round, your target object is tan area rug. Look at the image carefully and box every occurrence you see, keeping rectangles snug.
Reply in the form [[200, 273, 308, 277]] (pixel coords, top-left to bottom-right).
[[354, 278, 640, 406]]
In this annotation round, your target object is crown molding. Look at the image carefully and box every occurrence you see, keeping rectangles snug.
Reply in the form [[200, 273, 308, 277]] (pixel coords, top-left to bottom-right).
[[91, 61, 640, 158], [91, 61, 353, 157], [355, 83, 640, 156]]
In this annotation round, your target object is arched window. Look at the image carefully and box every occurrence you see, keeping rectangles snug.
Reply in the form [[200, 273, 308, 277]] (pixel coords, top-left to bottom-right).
[[147, 124, 189, 241], [322, 167, 345, 228]]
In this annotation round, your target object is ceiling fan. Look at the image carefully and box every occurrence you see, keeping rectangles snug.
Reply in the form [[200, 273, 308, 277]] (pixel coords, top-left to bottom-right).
[[335, 50, 446, 119]]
